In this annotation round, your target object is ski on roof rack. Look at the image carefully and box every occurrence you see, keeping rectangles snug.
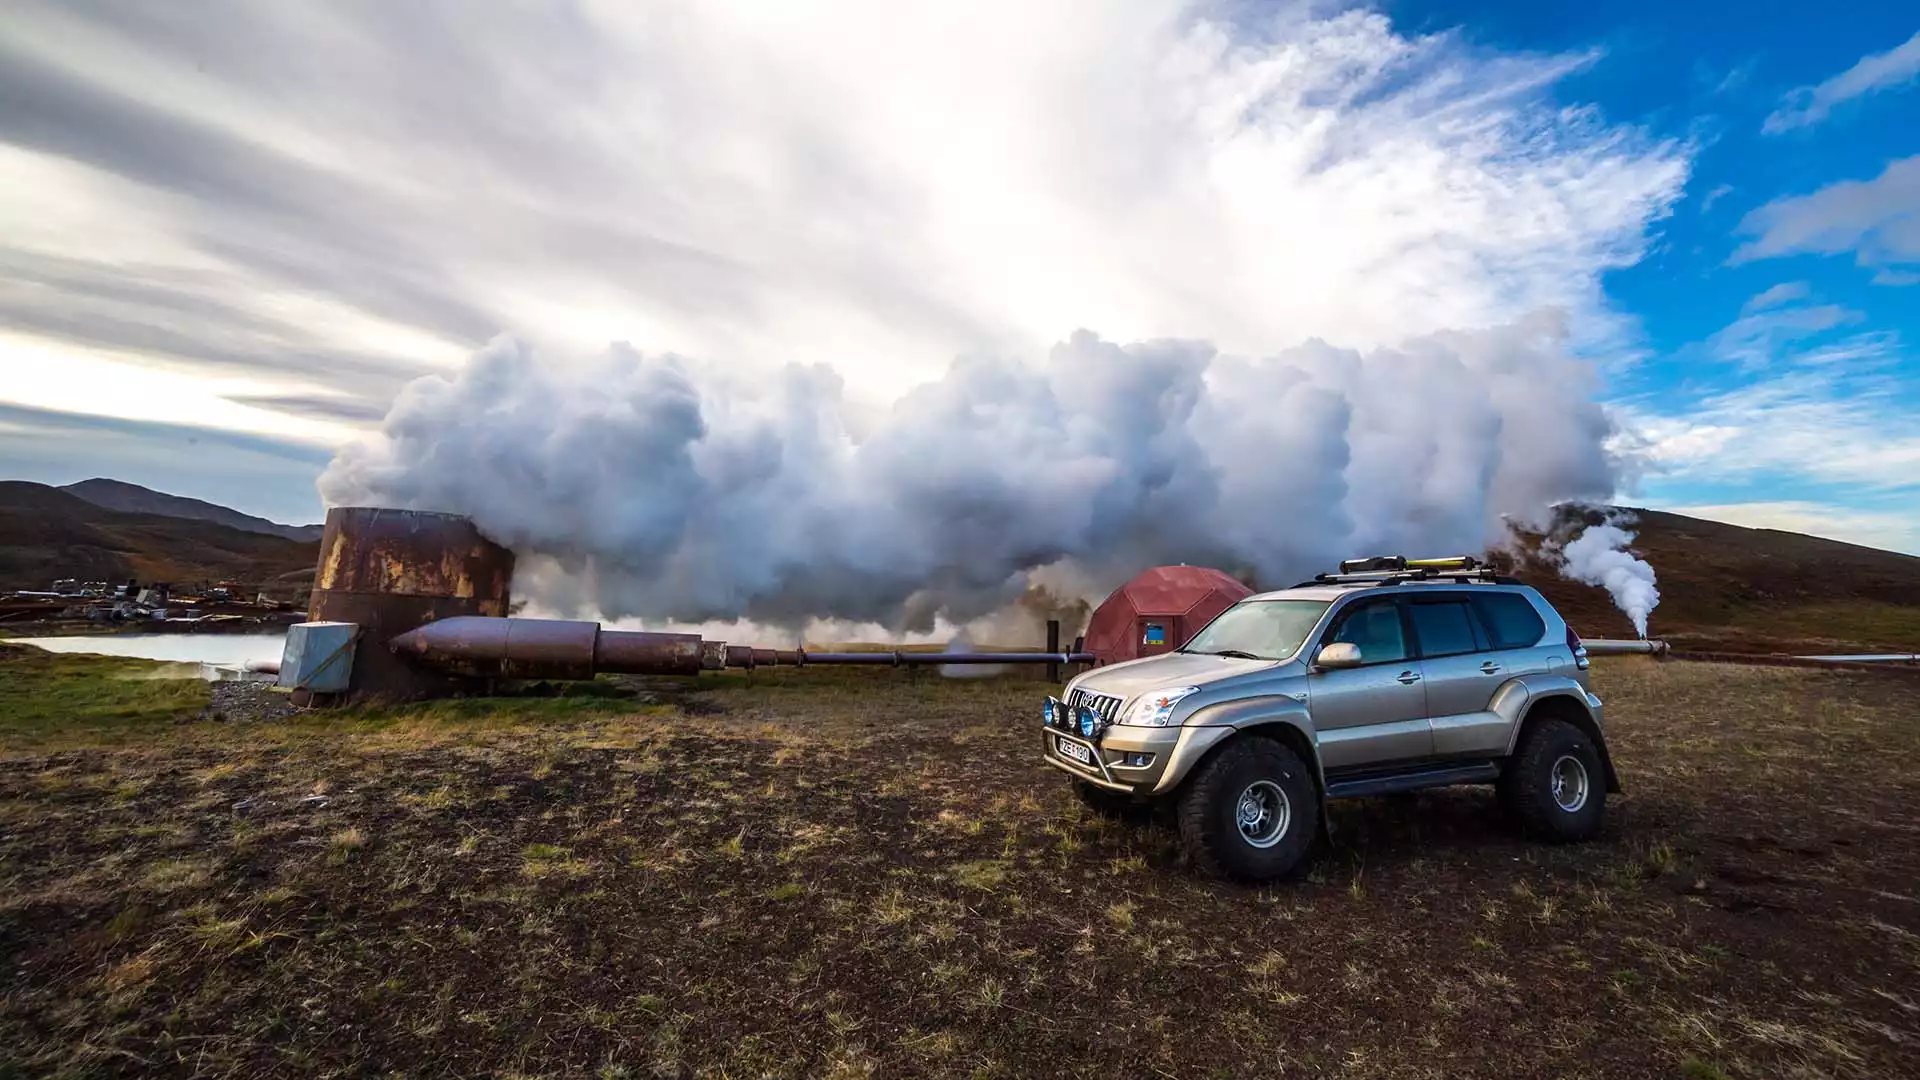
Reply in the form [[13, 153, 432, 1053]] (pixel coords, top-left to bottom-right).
[[1294, 554, 1514, 588]]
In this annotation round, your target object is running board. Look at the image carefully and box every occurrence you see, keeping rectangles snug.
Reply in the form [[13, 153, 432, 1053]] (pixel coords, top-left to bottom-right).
[[1324, 762, 1501, 800]]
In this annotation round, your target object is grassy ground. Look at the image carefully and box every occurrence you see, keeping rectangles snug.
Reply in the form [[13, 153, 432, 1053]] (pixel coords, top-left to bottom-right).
[[0, 646, 212, 743], [1, 647, 1916, 1079]]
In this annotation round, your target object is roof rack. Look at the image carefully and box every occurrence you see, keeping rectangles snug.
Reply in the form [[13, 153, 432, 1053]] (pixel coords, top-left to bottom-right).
[[1292, 555, 1518, 588]]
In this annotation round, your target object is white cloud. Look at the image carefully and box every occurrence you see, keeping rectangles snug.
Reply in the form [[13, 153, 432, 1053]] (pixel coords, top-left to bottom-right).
[[1699, 183, 1735, 212], [1763, 30, 1920, 133], [1613, 282, 1917, 503], [1615, 359, 1920, 493], [1740, 281, 1810, 312], [1659, 501, 1920, 556], [1709, 299, 1860, 368], [0, 1, 1688, 433], [1732, 154, 1920, 273], [1712, 61, 1756, 96], [0, 331, 360, 448]]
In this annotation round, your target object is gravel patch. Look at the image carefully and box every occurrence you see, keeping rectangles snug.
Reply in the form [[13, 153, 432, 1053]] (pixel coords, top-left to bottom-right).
[[199, 679, 299, 723]]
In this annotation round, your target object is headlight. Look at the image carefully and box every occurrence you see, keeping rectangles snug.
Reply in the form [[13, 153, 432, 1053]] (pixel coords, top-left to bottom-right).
[[1122, 686, 1200, 727]]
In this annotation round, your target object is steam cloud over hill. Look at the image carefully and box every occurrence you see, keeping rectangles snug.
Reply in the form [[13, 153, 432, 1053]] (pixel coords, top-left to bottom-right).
[[321, 319, 1621, 630]]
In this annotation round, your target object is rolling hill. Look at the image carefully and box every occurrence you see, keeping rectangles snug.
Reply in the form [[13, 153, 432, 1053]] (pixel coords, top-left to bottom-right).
[[1508, 506, 1920, 655], [0, 482, 317, 597], [60, 478, 324, 542]]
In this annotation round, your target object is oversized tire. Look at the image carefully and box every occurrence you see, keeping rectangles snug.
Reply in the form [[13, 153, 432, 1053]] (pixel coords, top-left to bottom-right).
[[1073, 780, 1136, 819], [1176, 737, 1318, 883], [1499, 718, 1607, 842]]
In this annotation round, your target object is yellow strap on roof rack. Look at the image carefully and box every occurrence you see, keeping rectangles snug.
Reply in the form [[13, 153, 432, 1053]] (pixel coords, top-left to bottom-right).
[[1404, 556, 1481, 571]]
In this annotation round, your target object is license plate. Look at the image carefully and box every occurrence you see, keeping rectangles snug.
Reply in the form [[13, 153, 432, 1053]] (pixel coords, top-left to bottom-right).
[[1056, 736, 1093, 765]]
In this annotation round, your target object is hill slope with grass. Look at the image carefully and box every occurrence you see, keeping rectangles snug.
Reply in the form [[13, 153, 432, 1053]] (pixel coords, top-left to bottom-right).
[[0, 481, 317, 595], [60, 478, 323, 542], [1507, 506, 1920, 655]]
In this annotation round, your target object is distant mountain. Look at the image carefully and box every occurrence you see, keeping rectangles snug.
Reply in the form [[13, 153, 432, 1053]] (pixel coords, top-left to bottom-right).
[[0, 481, 317, 595], [61, 478, 324, 542]]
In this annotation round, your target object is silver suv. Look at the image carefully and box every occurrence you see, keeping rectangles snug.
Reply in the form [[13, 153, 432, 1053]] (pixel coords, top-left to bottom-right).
[[1042, 557, 1618, 882]]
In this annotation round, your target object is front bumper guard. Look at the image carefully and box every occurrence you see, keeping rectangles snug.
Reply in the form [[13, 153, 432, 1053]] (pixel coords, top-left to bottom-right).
[[1043, 728, 1131, 790], [1042, 695, 1224, 795]]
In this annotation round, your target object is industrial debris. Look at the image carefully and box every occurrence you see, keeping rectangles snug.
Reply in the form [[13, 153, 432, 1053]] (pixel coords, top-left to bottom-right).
[[2, 575, 301, 629]]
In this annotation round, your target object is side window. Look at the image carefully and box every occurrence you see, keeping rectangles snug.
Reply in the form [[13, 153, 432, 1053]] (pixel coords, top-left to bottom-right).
[[1408, 600, 1481, 658], [1471, 593, 1547, 650], [1326, 600, 1408, 664]]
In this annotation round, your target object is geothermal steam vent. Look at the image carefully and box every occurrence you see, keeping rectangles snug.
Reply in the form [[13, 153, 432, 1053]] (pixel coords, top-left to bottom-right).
[[278, 508, 1093, 702]]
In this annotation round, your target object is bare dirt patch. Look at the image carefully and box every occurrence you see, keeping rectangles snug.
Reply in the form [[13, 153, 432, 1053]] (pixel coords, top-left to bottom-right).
[[1, 655, 1915, 1078]]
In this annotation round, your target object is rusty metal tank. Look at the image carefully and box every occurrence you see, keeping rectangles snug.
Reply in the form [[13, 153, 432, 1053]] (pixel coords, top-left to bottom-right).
[[306, 507, 515, 700]]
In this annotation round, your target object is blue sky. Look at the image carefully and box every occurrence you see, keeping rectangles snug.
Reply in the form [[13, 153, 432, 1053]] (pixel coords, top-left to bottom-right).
[[0, 2, 1915, 554], [1389, 0, 1920, 549]]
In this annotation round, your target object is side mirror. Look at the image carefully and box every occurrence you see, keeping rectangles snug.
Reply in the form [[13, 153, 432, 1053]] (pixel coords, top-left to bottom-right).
[[1315, 642, 1363, 670]]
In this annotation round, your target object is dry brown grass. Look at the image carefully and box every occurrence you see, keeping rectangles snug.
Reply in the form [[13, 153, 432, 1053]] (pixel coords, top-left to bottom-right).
[[0, 654, 1915, 1079]]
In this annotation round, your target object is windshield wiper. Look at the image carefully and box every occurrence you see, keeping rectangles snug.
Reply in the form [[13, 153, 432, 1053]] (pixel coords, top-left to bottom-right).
[[1193, 648, 1267, 660]]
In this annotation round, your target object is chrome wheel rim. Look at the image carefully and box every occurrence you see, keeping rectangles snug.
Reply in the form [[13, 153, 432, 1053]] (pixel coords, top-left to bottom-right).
[[1550, 754, 1590, 813], [1234, 780, 1291, 848]]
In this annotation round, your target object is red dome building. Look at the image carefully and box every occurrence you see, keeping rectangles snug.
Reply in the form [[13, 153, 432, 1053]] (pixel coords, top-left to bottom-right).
[[1083, 566, 1253, 666]]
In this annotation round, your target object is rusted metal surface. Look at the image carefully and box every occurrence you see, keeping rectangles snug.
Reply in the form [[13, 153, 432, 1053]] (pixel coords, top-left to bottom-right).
[[313, 507, 514, 608], [387, 613, 1095, 679], [307, 508, 515, 700], [723, 646, 803, 669], [595, 629, 706, 676], [504, 619, 600, 680], [387, 616, 604, 680], [388, 618, 710, 678]]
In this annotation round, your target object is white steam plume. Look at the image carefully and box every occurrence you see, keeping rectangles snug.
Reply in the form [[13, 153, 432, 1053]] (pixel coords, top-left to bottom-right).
[[310, 4, 1686, 632], [1555, 519, 1661, 637], [320, 317, 1620, 631]]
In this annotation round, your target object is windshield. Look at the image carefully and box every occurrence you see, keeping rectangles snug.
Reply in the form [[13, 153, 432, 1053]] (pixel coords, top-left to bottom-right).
[[1180, 599, 1331, 661]]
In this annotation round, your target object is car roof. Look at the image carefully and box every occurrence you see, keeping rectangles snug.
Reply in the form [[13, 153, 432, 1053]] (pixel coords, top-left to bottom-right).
[[1243, 580, 1531, 603]]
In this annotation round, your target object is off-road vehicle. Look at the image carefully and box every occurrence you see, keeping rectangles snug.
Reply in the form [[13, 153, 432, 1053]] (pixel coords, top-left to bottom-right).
[[1041, 556, 1617, 882]]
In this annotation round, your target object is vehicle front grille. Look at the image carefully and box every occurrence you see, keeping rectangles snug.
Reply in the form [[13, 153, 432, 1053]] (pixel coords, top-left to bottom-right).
[[1067, 687, 1124, 725]]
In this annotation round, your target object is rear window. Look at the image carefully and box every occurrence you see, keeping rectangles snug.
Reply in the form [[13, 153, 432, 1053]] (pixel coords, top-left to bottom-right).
[[1408, 601, 1480, 658], [1471, 593, 1547, 650]]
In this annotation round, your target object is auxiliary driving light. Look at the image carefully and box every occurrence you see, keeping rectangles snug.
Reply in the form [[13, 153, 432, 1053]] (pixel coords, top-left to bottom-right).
[[1076, 705, 1101, 739]]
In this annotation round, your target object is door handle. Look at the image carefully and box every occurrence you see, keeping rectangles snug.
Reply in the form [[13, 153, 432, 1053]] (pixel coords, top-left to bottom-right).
[[1396, 670, 1421, 685], [1480, 661, 1501, 675]]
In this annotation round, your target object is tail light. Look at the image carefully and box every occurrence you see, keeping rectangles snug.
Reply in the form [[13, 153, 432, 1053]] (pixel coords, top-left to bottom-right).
[[1567, 626, 1590, 670]]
